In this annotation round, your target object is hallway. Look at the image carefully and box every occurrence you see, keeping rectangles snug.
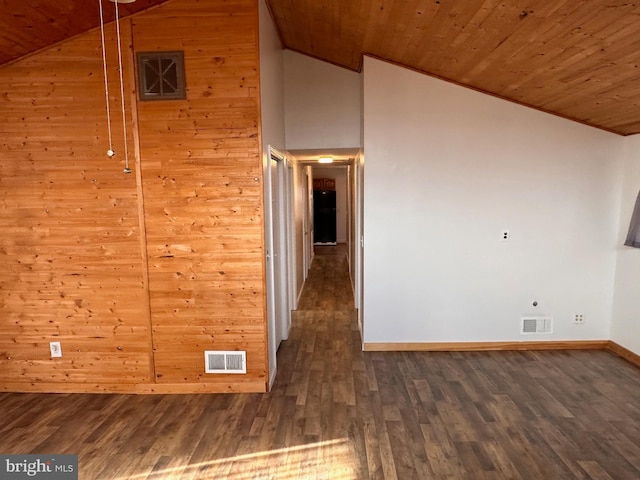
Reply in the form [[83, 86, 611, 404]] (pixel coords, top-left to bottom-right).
[[273, 244, 363, 443], [0, 247, 638, 478]]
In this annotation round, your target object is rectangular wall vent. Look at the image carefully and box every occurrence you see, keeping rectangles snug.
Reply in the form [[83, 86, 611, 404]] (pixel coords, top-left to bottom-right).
[[204, 350, 246, 374], [521, 316, 553, 334]]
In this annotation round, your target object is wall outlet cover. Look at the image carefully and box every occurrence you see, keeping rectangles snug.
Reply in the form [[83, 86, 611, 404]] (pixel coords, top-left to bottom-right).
[[50, 341, 62, 358]]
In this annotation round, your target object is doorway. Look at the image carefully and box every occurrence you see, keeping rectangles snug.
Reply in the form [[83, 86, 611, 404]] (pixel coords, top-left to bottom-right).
[[302, 156, 364, 332], [313, 189, 337, 245], [265, 148, 365, 387], [264, 147, 294, 386]]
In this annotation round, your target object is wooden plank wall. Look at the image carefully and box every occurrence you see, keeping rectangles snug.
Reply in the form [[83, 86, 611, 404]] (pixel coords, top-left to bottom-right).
[[0, 0, 268, 393], [133, 0, 266, 390]]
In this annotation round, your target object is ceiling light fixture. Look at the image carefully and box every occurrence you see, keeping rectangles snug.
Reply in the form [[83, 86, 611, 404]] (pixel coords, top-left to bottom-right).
[[318, 157, 333, 164]]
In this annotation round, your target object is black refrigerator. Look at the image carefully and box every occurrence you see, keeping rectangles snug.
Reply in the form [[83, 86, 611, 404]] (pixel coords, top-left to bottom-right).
[[313, 190, 337, 244]]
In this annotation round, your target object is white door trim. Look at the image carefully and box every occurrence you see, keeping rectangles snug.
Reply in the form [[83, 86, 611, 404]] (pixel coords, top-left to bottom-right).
[[264, 146, 294, 387]]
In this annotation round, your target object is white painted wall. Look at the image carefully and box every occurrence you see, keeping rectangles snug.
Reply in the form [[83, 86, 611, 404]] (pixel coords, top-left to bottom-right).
[[312, 166, 349, 243], [611, 135, 640, 355], [259, 0, 285, 384], [362, 56, 625, 344], [283, 50, 362, 150], [259, 1, 285, 152]]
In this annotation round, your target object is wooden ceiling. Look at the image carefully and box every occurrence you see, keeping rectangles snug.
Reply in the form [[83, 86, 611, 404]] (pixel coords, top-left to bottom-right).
[[1, 0, 639, 134], [0, 0, 169, 66], [266, 0, 640, 136]]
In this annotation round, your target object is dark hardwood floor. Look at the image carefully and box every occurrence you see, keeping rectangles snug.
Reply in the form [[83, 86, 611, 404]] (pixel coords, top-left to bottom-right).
[[1, 246, 639, 479]]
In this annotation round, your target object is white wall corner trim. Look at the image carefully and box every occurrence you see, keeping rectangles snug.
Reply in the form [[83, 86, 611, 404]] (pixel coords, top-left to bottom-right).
[[610, 134, 640, 356]]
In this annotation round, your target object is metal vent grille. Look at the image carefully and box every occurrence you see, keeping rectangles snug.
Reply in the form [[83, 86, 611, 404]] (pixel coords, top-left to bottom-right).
[[521, 316, 553, 334], [204, 351, 246, 374]]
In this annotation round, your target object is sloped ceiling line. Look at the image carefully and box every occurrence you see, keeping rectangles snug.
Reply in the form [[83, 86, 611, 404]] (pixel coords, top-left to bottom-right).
[[2, 0, 640, 135], [265, 0, 640, 136], [0, 0, 170, 67]]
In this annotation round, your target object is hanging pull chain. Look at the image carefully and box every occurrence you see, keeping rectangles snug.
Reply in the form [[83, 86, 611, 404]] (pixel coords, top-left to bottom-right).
[[114, 0, 132, 174], [98, 0, 115, 158]]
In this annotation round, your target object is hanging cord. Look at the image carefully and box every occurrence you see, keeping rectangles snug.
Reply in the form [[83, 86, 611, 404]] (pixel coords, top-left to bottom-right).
[[98, 0, 115, 158], [114, 0, 132, 174]]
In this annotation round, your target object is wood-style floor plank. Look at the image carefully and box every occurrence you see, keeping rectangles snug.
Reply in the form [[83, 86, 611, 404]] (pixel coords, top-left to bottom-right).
[[0, 245, 639, 479]]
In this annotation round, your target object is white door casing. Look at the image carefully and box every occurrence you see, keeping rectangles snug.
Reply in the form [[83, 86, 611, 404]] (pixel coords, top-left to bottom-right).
[[264, 146, 294, 387]]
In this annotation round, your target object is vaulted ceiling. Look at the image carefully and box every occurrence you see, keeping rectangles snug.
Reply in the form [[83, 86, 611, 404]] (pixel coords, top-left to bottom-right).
[[0, 0, 169, 66], [2, 0, 640, 135], [267, 0, 640, 136]]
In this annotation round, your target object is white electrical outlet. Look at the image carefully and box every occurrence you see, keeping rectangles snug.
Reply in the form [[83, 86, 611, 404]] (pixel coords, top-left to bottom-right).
[[573, 314, 585, 325], [500, 229, 510, 241], [50, 341, 62, 358]]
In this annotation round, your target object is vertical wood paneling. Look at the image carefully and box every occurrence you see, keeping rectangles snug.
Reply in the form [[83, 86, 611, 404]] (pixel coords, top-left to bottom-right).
[[0, 0, 268, 393], [132, 0, 267, 387]]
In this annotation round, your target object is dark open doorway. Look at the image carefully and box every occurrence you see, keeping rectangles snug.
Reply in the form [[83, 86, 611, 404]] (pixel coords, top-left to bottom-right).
[[313, 189, 337, 245]]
